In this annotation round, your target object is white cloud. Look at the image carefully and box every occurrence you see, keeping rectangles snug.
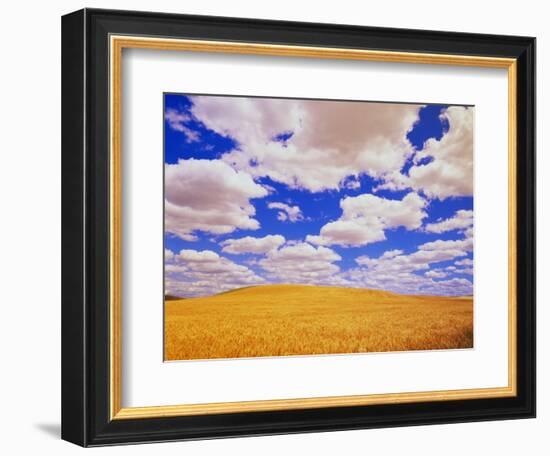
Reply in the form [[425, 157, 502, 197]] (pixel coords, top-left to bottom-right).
[[342, 192, 427, 229], [344, 178, 361, 190], [165, 108, 200, 142], [189, 96, 420, 192], [347, 266, 472, 296], [267, 202, 304, 222], [351, 232, 473, 296], [176, 233, 199, 242], [455, 258, 474, 267], [425, 209, 473, 234], [376, 106, 473, 199], [425, 270, 447, 278], [356, 237, 472, 273], [165, 159, 268, 240], [408, 107, 473, 199], [419, 237, 473, 253], [177, 249, 221, 263], [220, 234, 286, 254], [165, 263, 188, 274], [381, 249, 404, 259], [307, 192, 427, 247], [258, 242, 345, 285], [307, 219, 386, 248], [165, 248, 175, 261], [166, 249, 265, 297]]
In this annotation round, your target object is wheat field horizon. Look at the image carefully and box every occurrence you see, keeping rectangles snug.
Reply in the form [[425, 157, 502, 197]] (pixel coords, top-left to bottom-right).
[[164, 284, 473, 361], [165, 283, 474, 300]]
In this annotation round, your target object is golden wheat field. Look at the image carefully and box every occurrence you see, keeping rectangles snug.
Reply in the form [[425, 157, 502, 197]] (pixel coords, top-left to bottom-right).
[[164, 284, 473, 361]]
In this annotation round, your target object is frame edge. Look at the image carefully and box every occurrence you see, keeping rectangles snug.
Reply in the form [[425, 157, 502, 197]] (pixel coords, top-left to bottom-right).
[[61, 8, 88, 448]]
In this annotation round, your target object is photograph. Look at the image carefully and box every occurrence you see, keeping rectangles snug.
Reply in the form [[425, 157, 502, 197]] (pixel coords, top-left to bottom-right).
[[163, 94, 475, 361]]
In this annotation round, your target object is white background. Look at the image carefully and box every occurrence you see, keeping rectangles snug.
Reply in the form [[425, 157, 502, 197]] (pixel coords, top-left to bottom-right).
[[0, 1, 545, 454], [123, 50, 508, 407]]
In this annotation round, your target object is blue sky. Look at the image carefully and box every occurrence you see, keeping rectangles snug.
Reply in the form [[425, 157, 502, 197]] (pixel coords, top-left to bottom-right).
[[164, 94, 474, 297]]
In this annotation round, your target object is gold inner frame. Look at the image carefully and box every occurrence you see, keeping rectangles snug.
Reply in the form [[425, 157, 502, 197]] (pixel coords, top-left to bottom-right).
[[109, 35, 518, 420]]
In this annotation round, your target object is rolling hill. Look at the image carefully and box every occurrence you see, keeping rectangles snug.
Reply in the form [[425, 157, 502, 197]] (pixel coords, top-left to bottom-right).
[[164, 284, 473, 361]]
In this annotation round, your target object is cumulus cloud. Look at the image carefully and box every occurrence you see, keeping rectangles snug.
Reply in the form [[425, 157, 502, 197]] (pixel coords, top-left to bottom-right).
[[452, 257, 474, 276], [425, 209, 473, 234], [177, 249, 221, 263], [425, 270, 447, 279], [165, 249, 265, 297], [347, 266, 472, 296], [189, 96, 420, 192], [381, 249, 404, 259], [165, 159, 268, 240], [420, 237, 473, 253], [165, 263, 188, 274], [455, 258, 474, 267], [267, 202, 304, 222], [221, 234, 286, 254], [165, 248, 175, 261], [356, 236, 472, 272], [376, 106, 473, 200], [344, 177, 361, 190], [165, 108, 200, 142], [351, 232, 473, 296], [258, 242, 346, 285], [307, 192, 427, 247], [408, 107, 473, 199]]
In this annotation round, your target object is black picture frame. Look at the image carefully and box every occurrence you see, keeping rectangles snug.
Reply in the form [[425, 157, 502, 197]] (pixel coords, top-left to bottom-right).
[[62, 8, 536, 447]]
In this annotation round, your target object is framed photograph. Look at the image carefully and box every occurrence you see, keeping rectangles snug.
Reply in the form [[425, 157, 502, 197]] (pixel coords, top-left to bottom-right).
[[61, 8, 535, 447]]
